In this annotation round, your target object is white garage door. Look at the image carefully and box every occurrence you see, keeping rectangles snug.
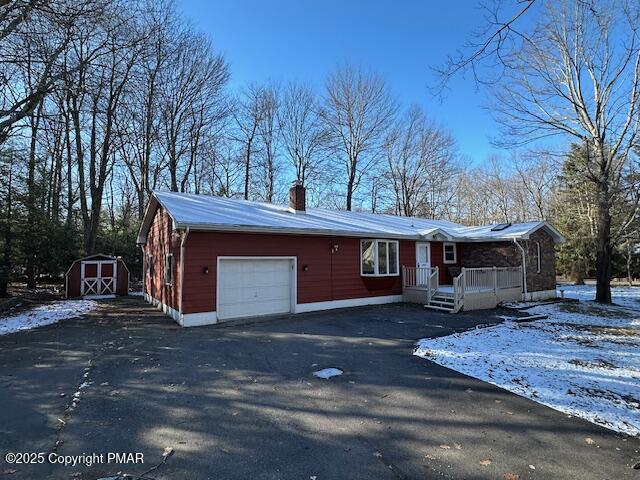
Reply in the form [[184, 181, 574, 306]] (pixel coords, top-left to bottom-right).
[[217, 258, 293, 320]]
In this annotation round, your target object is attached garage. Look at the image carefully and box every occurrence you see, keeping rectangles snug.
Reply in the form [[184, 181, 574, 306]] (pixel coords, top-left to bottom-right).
[[216, 257, 295, 321]]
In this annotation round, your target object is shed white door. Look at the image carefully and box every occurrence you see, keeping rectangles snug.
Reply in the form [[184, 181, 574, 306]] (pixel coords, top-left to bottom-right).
[[81, 260, 117, 296], [217, 258, 293, 320]]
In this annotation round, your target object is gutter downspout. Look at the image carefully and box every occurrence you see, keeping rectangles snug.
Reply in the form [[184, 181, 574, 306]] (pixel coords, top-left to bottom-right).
[[513, 238, 528, 300], [179, 227, 190, 325], [140, 244, 146, 299]]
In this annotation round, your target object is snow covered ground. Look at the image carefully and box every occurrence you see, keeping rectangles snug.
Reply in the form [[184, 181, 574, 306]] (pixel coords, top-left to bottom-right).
[[415, 301, 640, 436], [0, 300, 98, 336], [557, 283, 640, 310]]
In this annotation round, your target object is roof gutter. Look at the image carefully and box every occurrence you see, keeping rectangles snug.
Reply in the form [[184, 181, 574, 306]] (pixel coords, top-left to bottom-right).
[[513, 238, 528, 299], [179, 227, 190, 321]]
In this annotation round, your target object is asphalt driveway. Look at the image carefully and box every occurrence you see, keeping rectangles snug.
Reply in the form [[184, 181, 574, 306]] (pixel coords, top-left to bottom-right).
[[0, 298, 638, 479]]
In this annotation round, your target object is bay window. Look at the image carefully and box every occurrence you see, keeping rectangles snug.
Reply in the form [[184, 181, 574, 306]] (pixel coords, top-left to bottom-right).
[[361, 240, 399, 276]]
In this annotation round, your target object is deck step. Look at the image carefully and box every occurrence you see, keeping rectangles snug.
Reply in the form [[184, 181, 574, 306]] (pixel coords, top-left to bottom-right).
[[424, 303, 455, 312], [435, 292, 454, 299], [431, 295, 454, 303], [429, 299, 455, 307]]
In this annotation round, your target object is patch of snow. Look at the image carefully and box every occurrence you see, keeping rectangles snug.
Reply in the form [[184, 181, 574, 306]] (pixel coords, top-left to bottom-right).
[[557, 283, 640, 310], [313, 368, 343, 379], [0, 300, 97, 336], [129, 291, 144, 297], [415, 301, 640, 436]]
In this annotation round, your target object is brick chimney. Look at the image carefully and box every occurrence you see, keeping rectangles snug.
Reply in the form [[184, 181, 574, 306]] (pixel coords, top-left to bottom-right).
[[289, 181, 306, 212]]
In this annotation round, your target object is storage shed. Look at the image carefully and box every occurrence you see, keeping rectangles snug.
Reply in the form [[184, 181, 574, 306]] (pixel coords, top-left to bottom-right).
[[65, 254, 130, 299]]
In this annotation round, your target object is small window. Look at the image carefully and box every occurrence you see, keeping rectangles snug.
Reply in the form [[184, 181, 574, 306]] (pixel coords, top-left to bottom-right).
[[360, 240, 399, 277], [534, 241, 541, 273], [165, 253, 173, 285], [148, 255, 154, 277], [443, 243, 457, 264]]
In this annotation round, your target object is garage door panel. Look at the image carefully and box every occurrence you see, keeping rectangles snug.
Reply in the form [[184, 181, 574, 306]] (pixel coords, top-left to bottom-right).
[[218, 259, 293, 320]]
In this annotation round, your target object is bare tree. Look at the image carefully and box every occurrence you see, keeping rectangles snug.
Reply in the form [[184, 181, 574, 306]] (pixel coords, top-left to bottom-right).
[[0, 0, 107, 143], [233, 84, 267, 200], [435, 0, 539, 90], [385, 106, 459, 217], [256, 84, 280, 202], [486, 0, 640, 303], [118, 0, 176, 217], [62, 1, 145, 254], [278, 83, 326, 187], [158, 29, 229, 193], [513, 151, 557, 220], [321, 65, 397, 210]]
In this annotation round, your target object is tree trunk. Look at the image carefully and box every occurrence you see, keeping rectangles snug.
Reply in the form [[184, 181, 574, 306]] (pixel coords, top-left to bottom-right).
[[594, 188, 612, 303], [626, 240, 633, 287], [243, 141, 251, 200], [25, 103, 43, 289], [572, 264, 585, 285], [0, 159, 13, 297], [346, 167, 356, 211]]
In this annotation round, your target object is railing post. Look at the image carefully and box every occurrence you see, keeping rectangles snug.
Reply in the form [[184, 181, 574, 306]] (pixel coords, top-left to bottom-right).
[[493, 266, 498, 293]]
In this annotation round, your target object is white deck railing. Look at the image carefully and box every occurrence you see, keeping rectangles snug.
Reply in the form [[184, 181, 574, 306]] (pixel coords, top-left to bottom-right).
[[496, 267, 523, 289], [403, 266, 433, 288], [403, 265, 523, 313], [403, 266, 439, 303], [453, 266, 522, 311], [458, 266, 523, 292]]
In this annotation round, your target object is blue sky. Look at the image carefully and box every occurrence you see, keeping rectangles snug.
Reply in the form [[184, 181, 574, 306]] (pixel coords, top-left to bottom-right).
[[178, 0, 514, 163]]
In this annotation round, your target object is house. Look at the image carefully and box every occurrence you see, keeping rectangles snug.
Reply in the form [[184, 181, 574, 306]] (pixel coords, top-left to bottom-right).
[[136, 183, 564, 327]]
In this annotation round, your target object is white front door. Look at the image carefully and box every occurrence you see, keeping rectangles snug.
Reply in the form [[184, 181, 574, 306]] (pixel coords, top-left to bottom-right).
[[416, 243, 431, 286], [416, 243, 430, 269], [217, 258, 294, 321]]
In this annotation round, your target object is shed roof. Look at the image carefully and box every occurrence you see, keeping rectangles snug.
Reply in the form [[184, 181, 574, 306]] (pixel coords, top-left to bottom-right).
[[137, 191, 565, 244]]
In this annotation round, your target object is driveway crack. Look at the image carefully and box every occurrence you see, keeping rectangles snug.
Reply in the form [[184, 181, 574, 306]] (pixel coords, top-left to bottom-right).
[[50, 336, 117, 453]]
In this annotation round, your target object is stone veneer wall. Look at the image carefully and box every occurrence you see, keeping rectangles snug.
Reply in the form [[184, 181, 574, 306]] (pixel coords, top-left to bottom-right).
[[458, 229, 556, 292]]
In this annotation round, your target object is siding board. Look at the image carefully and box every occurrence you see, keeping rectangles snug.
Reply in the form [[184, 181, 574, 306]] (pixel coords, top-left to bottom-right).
[[177, 233, 416, 314]]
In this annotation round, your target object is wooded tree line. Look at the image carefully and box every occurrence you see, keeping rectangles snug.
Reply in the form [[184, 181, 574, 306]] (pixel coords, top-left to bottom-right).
[[1, 0, 639, 299]]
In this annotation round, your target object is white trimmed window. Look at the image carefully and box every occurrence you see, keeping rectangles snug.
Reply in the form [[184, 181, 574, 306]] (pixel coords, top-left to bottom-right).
[[443, 242, 457, 264], [534, 241, 541, 273], [361, 240, 399, 277], [165, 253, 174, 285]]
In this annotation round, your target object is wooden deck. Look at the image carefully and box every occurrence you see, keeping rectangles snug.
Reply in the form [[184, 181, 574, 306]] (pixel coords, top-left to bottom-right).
[[402, 266, 523, 312]]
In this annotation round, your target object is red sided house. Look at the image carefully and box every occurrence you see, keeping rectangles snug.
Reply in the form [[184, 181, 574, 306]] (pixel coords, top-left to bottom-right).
[[137, 184, 564, 327]]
